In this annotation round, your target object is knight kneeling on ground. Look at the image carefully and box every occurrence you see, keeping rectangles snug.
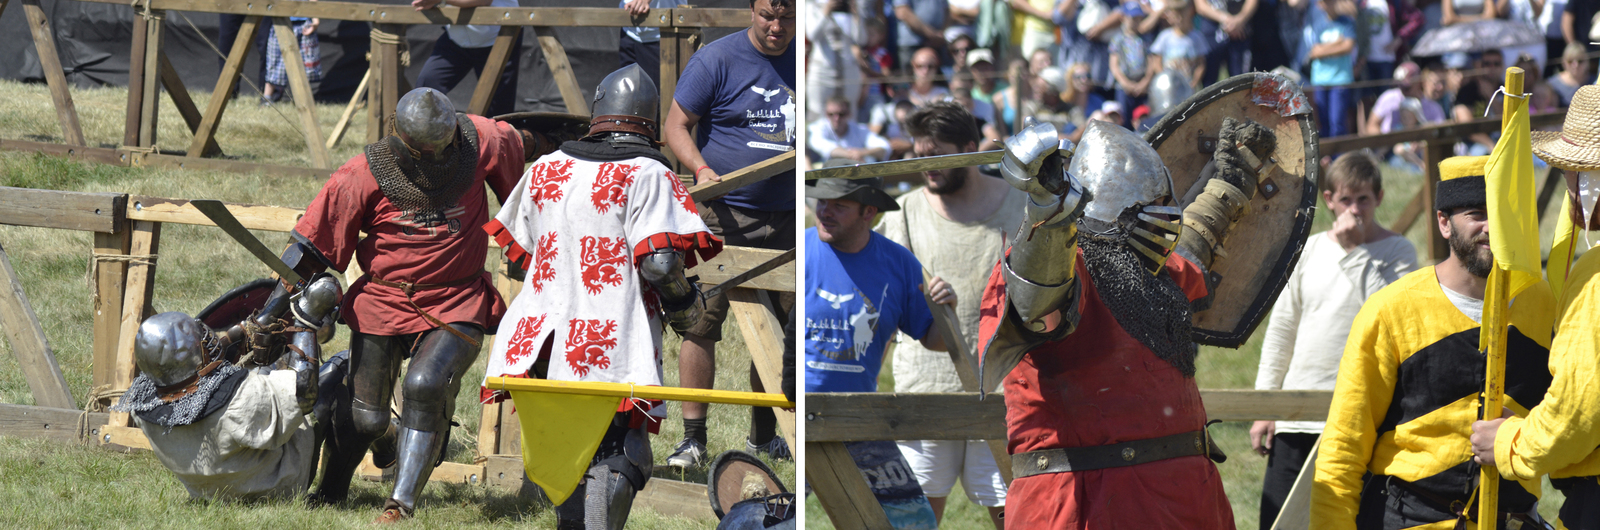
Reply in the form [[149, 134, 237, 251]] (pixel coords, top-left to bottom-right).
[[111, 274, 353, 501]]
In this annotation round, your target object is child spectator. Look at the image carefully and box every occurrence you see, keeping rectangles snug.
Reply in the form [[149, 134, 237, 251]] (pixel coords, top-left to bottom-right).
[[1307, 0, 1357, 138], [261, 13, 322, 105], [1150, 0, 1207, 88], [1108, 1, 1150, 128]]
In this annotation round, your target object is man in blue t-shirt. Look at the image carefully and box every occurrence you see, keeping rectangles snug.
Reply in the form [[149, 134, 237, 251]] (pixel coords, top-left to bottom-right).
[[803, 177, 952, 393], [662, 0, 798, 469]]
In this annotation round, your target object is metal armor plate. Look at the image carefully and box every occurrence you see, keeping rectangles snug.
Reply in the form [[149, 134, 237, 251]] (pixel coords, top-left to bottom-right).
[[1143, 72, 1319, 348]]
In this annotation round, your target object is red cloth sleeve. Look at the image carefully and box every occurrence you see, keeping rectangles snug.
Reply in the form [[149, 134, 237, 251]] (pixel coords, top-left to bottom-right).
[[293, 160, 374, 272], [473, 115, 525, 205]]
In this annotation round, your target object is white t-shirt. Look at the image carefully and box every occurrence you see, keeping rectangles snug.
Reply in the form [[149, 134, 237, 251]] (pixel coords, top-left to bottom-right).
[[808, 120, 892, 162], [447, 0, 521, 48]]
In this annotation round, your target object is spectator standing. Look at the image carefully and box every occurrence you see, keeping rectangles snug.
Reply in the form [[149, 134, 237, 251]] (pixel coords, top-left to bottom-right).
[[1548, 41, 1591, 105], [620, 0, 679, 91], [1307, 0, 1358, 138], [1058, 0, 1119, 106], [1251, 152, 1417, 528], [948, 70, 1003, 147], [261, 11, 322, 105], [808, 0, 869, 120], [1356, 0, 1398, 93], [1366, 61, 1444, 135], [968, 48, 1006, 104], [894, 0, 949, 71], [809, 95, 892, 162], [1151, 0, 1209, 88], [1196, 0, 1257, 85], [1011, 0, 1062, 58], [1443, 0, 1498, 25], [876, 102, 1018, 530], [1108, 2, 1150, 128], [662, 0, 797, 468], [1452, 50, 1504, 155], [411, 0, 524, 117]]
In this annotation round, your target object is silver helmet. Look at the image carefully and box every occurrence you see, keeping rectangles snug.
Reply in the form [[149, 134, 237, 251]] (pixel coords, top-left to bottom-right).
[[1070, 121, 1184, 273], [133, 312, 214, 388], [1147, 69, 1194, 120], [395, 88, 458, 158], [588, 64, 659, 139]]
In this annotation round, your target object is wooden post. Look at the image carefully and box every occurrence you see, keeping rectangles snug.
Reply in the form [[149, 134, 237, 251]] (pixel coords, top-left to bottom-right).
[[125, 15, 150, 149], [138, 11, 165, 148], [725, 289, 796, 455], [326, 69, 369, 150], [806, 441, 895, 529], [188, 15, 261, 159], [467, 26, 520, 116], [109, 221, 161, 428], [1422, 139, 1451, 262], [272, 21, 332, 168], [92, 230, 131, 408], [157, 51, 219, 157], [21, 0, 86, 147], [658, 26, 679, 171], [0, 243, 76, 409], [1268, 435, 1322, 530], [532, 27, 589, 116], [366, 49, 384, 144], [376, 24, 403, 141]]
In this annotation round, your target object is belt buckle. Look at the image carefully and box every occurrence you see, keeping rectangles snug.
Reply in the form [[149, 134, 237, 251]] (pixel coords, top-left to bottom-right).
[[1121, 447, 1136, 461], [1036, 454, 1050, 471]]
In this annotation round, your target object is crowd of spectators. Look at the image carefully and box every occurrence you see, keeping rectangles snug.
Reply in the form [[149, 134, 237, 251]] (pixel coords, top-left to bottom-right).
[[805, 0, 1600, 169]]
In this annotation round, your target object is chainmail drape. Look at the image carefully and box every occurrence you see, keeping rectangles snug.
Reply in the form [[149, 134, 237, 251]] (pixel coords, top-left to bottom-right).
[[365, 118, 481, 225], [1081, 234, 1199, 376]]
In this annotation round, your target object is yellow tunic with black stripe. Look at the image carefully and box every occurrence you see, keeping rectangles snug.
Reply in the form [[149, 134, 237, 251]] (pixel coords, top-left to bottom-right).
[[1492, 250, 1600, 515], [1312, 266, 1556, 530]]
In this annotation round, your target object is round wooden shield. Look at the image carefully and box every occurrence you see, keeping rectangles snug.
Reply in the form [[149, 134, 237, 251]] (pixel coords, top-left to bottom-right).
[[491, 111, 591, 138], [195, 278, 279, 361], [1143, 72, 1320, 348]]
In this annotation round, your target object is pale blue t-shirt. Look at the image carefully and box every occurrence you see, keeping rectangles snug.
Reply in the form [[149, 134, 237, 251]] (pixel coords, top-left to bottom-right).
[[674, 31, 797, 211], [804, 228, 933, 393], [1308, 11, 1356, 86]]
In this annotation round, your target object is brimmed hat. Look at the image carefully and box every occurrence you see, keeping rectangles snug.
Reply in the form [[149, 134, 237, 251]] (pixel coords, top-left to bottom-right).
[[805, 177, 900, 212], [1436, 155, 1488, 211], [1531, 84, 1600, 171], [966, 48, 995, 68]]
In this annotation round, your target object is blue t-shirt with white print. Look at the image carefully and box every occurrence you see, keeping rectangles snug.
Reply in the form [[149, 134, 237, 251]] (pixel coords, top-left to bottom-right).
[[674, 30, 797, 212], [804, 228, 933, 393]]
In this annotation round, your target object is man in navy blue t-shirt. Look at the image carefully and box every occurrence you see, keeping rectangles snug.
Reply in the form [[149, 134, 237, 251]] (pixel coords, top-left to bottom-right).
[[662, 0, 799, 468]]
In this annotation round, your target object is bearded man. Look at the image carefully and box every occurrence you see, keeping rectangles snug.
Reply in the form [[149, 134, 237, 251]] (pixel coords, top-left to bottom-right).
[[253, 87, 571, 522], [1313, 156, 1557, 529]]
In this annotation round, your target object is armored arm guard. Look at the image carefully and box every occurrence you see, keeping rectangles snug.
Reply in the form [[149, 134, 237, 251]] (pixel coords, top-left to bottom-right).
[[639, 248, 702, 335], [1176, 117, 1276, 269], [999, 121, 1089, 332], [286, 274, 342, 415]]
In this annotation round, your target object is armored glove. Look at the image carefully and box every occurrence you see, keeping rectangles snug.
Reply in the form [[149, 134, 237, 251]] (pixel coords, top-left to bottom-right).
[[999, 120, 1088, 330], [1000, 120, 1089, 229], [1177, 117, 1277, 268]]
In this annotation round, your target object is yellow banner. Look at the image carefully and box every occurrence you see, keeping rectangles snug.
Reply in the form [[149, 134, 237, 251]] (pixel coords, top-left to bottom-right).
[[1484, 71, 1541, 298], [509, 391, 622, 506]]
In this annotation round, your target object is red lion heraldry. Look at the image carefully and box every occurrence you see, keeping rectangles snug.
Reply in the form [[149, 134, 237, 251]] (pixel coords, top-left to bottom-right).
[[530, 232, 559, 293], [565, 318, 619, 377], [501, 314, 547, 366], [579, 236, 629, 295], [591, 162, 639, 214], [529, 158, 576, 211]]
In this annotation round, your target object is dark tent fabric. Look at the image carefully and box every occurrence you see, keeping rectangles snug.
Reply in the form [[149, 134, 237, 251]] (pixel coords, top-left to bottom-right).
[[1, 0, 746, 114]]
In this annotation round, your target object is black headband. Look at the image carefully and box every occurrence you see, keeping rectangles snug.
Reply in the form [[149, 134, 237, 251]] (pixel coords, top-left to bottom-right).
[[1435, 175, 1486, 212]]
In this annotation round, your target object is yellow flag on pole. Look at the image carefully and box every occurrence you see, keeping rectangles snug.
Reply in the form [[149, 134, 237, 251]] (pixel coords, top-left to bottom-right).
[[1484, 69, 1541, 299], [509, 391, 622, 506]]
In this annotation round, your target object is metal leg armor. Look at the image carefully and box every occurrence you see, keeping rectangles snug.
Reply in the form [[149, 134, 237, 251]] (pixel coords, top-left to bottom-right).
[[312, 332, 403, 502], [388, 323, 484, 513], [556, 415, 652, 530]]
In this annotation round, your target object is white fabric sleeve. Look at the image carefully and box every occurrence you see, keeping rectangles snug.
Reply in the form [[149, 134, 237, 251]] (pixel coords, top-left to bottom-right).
[[495, 165, 541, 259], [1338, 236, 1419, 301], [217, 370, 306, 453], [1255, 270, 1302, 391], [808, 121, 843, 159]]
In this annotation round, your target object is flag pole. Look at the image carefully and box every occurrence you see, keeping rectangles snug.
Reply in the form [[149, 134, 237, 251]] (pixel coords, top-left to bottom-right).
[[1478, 65, 1523, 527]]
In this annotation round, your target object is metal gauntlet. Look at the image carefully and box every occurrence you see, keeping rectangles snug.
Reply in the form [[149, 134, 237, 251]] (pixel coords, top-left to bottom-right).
[[1177, 117, 1275, 268], [639, 248, 702, 334], [288, 274, 342, 414], [1000, 121, 1088, 330]]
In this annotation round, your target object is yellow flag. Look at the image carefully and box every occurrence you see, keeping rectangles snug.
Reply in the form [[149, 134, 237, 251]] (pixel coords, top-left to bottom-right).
[[1484, 74, 1541, 298], [1549, 199, 1579, 309], [510, 390, 623, 505]]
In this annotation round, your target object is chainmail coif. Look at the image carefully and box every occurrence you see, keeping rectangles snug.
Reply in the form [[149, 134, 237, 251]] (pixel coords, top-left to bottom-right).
[[366, 117, 481, 224], [1081, 233, 1199, 376], [111, 363, 244, 430]]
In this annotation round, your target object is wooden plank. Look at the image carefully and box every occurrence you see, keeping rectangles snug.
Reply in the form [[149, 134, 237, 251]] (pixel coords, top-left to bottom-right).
[[1388, 185, 1426, 234], [918, 269, 1012, 485], [0, 403, 106, 444], [92, 230, 131, 402], [0, 244, 75, 409], [326, 69, 368, 151], [189, 15, 262, 159], [64, 0, 746, 28], [158, 50, 220, 157], [1269, 433, 1321, 530], [671, 7, 750, 27], [21, 0, 86, 147], [0, 187, 126, 232], [141, 152, 334, 179], [498, 399, 521, 455], [125, 15, 150, 148], [805, 390, 1335, 442], [126, 195, 302, 232], [0, 138, 129, 167], [688, 246, 795, 292], [138, 11, 165, 148], [366, 48, 383, 144], [533, 28, 589, 116], [273, 22, 331, 169], [1423, 140, 1451, 262], [725, 289, 796, 457], [98, 423, 151, 450], [1319, 111, 1565, 155], [110, 221, 161, 428], [467, 26, 520, 116], [658, 28, 678, 170], [687, 151, 795, 203], [806, 441, 895, 530], [1537, 165, 1564, 221], [378, 24, 402, 141]]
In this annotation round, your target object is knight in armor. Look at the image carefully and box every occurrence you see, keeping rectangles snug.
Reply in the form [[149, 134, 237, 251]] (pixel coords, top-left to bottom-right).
[[976, 117, 1277, 527], [254, 86, 573, 522], [478, 63, 722, 530], [111, 275, 347, 501]]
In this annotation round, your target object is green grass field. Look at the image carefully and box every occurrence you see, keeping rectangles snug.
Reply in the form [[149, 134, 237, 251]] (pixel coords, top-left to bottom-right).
[[0, 79, 791, 527]]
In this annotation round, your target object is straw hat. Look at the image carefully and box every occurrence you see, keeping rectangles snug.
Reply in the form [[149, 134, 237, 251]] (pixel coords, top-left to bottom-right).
[[1531, 84, 1600, 171]]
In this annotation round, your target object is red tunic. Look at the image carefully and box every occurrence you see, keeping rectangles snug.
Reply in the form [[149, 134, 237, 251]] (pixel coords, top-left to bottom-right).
[[976, 248, 1235, 529], [294, 114, 524, 336]]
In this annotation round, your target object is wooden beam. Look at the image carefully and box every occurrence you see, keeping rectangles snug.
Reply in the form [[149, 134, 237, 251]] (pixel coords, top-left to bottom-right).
[[726, 289, 796, 456], [126, 195, 302, 232], [62, 0, 745, 28], [92, 230, 132, 405], [0, 243, 76, 409], [158, 50, 220, 157], [0, 138, 127, 166], [658, 28, 678, 170], [1423, 140, 1450, 262], [326, 69, 368, 151], [273, 22, 331, 169], [533, 27, 589, 116], [377, 24, 403, 141], [919, 269, 1012, 485], [98, 423, 150, 449], [0, 403, 105, 444], [0, 187, 126, 233], [1268, 433, 1321, 530], [141, 151, 333, 179], [110, 221, 161, 428], [366, 48, 383, 144], [804, 390, 1335, 442], [125, 15, 150, 148], [1389, 185, 1426, 235], [21, 0, 86, 147], [1319, 111, 1566, 155], [671, 7, 750, 28], [138, 11, 165, 148], [688, 246, 794, 292], [687, 151, 795, 203], [467, 26, 520, 116], [189, 15, 262, 159], [806, 441, 895, 530], [1537, 165, 1564, 221]]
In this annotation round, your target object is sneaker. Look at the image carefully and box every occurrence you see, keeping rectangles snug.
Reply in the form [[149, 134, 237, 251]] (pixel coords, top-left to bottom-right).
[[665, 437, 708, 468], [746, 436, 792, 461]]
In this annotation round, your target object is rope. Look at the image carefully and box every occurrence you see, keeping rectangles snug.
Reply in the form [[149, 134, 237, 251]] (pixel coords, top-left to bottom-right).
[[79, 384, 126, 444], [369, 27, 412, 67], [85, 252, 158, 307]]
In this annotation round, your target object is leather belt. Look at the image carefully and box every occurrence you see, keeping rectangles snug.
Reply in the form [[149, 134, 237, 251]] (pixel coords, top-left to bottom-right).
[[369, 272, 483, 348], [1012, 429, 1209, 479]]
